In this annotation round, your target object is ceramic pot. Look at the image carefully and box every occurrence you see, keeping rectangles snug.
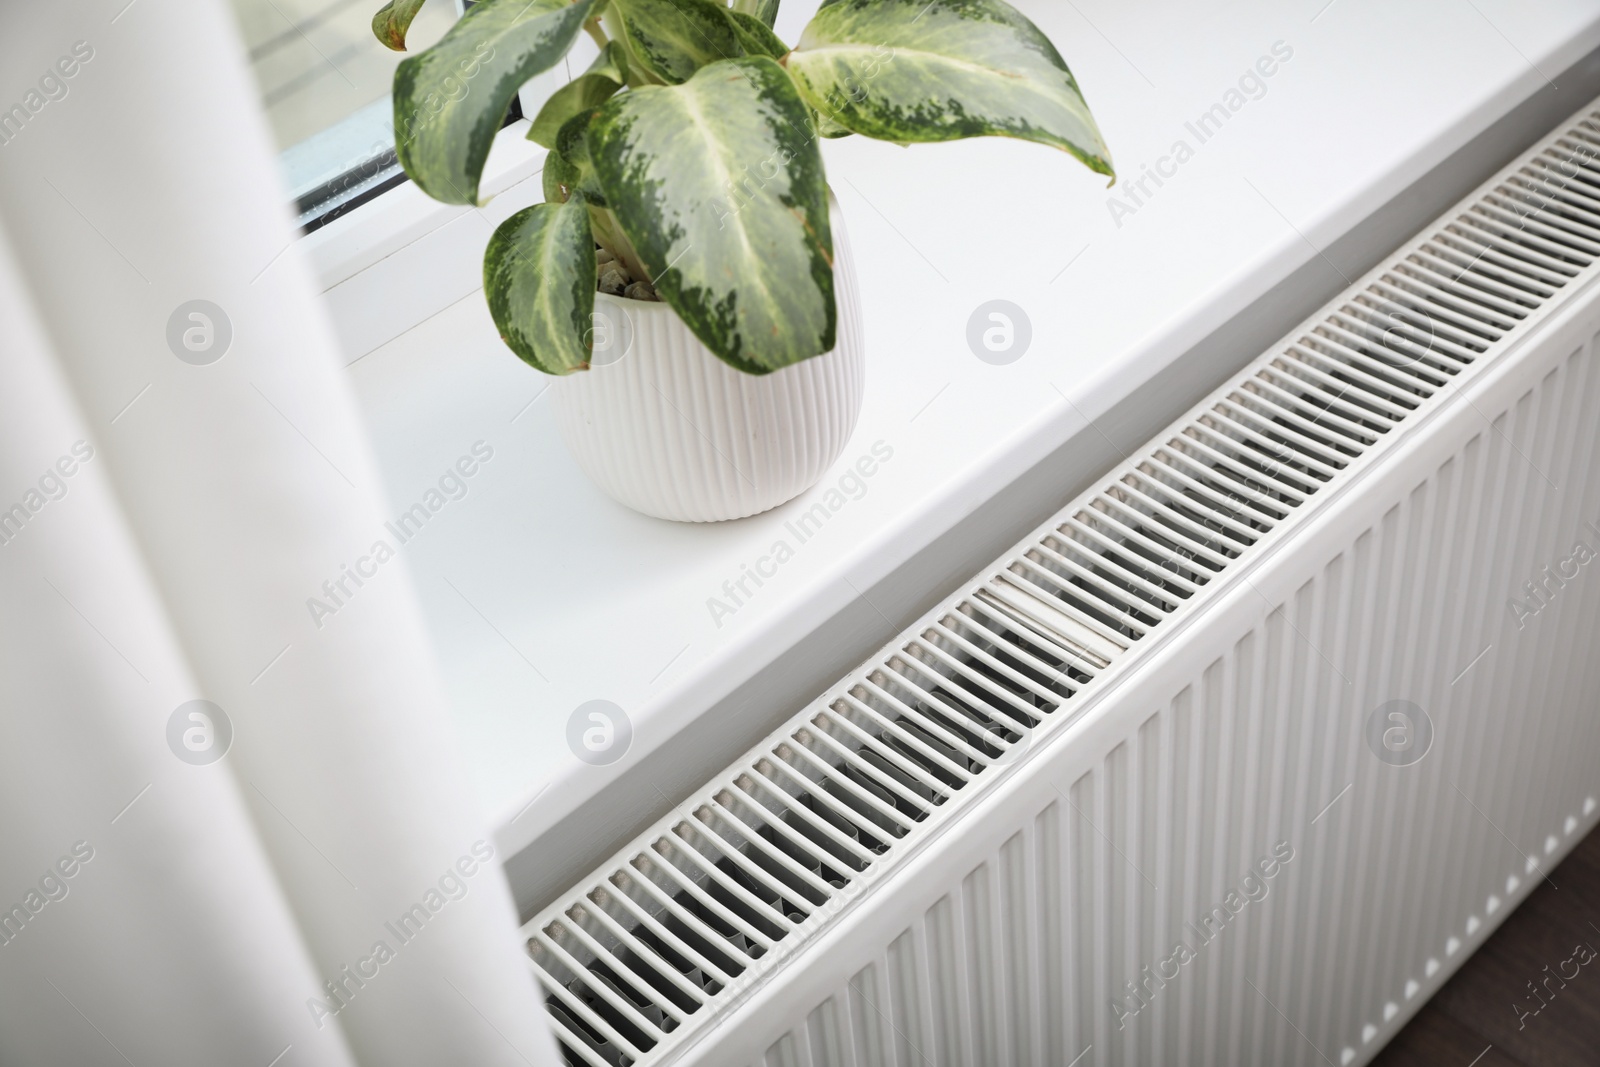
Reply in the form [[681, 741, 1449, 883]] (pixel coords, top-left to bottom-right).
[[550, 196, 864, 522]]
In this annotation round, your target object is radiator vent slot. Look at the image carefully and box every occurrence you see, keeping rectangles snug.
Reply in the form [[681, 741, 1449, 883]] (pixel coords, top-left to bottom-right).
[[526, 110, 1600, 1067]]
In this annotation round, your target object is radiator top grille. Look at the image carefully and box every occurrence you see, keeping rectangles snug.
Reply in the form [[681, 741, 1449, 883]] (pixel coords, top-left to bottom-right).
[[525, 111, 1600, 1067]]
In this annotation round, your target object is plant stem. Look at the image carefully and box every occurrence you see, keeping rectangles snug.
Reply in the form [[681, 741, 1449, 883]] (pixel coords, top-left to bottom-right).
[[583, 17, 608, 52], [588, 205, 651, 284]]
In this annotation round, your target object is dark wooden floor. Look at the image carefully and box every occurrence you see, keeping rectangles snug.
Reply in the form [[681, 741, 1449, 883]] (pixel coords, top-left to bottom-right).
[[1370, 825, 1600, 1067]]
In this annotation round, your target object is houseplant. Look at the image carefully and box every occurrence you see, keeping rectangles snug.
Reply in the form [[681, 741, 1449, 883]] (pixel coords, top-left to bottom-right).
[[375, 0, 1112, 520]]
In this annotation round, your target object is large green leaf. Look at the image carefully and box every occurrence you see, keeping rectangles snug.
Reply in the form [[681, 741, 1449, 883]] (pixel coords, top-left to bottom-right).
[[528, 42, 625, 148], [605, 0, 743, 85], [483, 198, 596, 374], [589, 57, 834, 373], [730, 0, 781, 31], [786, 0, 1113, 177], [394, 0, 597, 204]]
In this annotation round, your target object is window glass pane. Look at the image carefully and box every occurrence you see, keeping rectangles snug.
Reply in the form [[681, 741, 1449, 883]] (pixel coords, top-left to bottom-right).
[[228, 0, 462, 225]]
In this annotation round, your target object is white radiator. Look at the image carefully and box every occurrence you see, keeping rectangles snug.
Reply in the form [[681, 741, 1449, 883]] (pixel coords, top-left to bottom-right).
[[523, 98, 1600, 1067]]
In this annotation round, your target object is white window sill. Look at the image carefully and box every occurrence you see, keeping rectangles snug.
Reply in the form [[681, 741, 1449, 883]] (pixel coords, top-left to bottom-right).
[[298, 0, 1600, 909]]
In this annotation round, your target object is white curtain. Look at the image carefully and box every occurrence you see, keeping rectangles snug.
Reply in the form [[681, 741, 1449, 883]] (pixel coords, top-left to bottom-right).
[[0, 2, 560, 1065]]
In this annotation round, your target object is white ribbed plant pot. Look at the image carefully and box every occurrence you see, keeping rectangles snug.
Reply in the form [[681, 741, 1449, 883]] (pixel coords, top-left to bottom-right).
[[551, 197, 864, 522]]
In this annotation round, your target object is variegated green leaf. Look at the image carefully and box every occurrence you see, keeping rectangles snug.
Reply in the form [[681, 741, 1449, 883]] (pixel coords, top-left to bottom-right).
[[605, 0, 743, 85], [542, 143, 582, 202], [730, 0, 781, 31], [528, 41, 625, 148], [372, 0, 429, 50], [787, 0, 1113, 177], [394, 0, 597, 205], [589, 57, 834, 373], [725, 10, 788, 60], [483, 198, 596, 374], [554, 108, 608, 205]]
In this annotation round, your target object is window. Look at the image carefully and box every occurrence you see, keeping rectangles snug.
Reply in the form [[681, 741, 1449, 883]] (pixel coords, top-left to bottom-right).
[[230, 0, 505, 231]]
